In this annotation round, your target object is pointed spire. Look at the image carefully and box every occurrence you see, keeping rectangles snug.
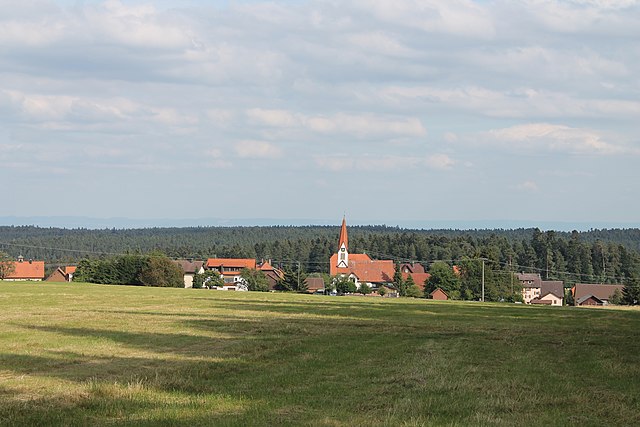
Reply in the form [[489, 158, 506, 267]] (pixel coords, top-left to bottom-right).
[[338, 216, 348, 250]]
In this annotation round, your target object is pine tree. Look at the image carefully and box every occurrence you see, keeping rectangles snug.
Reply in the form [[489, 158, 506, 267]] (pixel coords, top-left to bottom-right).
[[623, 277, 640, 305], [405, 275, 422, 298], [393, 263, 406, 296], [278, 265, 307, 292]]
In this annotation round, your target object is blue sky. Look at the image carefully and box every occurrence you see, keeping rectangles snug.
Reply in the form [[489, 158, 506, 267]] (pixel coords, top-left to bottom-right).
[[1, 0, 639, 227]]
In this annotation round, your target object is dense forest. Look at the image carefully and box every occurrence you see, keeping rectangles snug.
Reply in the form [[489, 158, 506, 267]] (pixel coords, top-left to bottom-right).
[[1, 225, 640, 286]]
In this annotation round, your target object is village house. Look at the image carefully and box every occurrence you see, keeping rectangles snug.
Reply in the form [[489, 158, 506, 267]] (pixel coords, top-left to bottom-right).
[[258, 260, 284, 290], [572, 283, 625, 306], [2, 256, 45, 281], [530, 281, 564, 306], [305, 277, 325, 293], [400, 262, 431, 291], [518, 272, 542, 303], [45, 266, 76, 282], [518, 272, 565, 305], [329, 217, 395, 291], [202, 258, 284, 291], [173, 260, 205, 288], [430, 288, 449, 300], [205, 258, 256, 290]]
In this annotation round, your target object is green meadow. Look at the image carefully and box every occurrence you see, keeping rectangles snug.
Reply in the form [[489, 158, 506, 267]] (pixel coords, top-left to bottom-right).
[[1, 282, 639, 426]]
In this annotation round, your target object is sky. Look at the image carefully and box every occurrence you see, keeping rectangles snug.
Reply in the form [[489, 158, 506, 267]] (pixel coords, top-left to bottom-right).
[[1, 0, 639, 228]]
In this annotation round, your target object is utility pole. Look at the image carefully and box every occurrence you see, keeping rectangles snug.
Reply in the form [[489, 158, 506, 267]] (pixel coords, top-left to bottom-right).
[[510, 255, 513, 296], [481, 258, 485, 303], [545, 250, 550, 280], [297, 261, 300, 290]]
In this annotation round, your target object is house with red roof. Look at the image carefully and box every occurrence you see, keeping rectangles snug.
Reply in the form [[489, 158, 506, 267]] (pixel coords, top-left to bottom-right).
[[258, 259, 284, 289], [2, 256, 45, 281], [204, 258, 283, 291], [205, 258, 257, 290], [329, 217, 395, 290], [45, 266, 76, 282], [400, 263, 431, 291]]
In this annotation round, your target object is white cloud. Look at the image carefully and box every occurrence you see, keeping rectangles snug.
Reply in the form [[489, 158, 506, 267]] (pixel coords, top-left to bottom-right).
[[468, 45, 630, 82], [150, 108, 198, 127], [2, 89, 199, 134], [234, 140, 283, 159], [346, 31, 418, 58], [484, 123, 633, 155], [206, 109, 235, 127], [315, 153, 454, 171], [425, 154, 455, 170], [1, 0, 639, 222], [517, 0, 640, 33], [379, 85, 640, 119], [247, 108, 297, 127], [353, 0, 496, 38], [83, 1, 195, 50], [246, 108, 427, 138]]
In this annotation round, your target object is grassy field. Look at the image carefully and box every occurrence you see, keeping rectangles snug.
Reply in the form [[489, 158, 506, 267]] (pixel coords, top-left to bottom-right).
[[1, 282, 639, 426]]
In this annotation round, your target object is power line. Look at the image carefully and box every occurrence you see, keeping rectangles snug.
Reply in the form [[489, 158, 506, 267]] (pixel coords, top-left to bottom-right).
[[0, 240, 125, 257], [0, 241, 199, 263]]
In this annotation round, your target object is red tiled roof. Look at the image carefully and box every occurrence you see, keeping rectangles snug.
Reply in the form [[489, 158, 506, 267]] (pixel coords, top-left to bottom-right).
[[221, 271, 241, 276], [401, 263, 425, 274], [65, 266, 77, 274], [330, 253, 372, 276], [206, 258, 256, 269], [258, 261, 284, 280], [259, 260, 274, 271], [5, 260, 45, 279], [331, 254, 394, 284], [402, 272, 431, 290]]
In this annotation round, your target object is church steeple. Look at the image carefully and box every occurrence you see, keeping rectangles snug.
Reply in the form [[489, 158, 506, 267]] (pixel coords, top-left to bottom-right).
[[337, 216, 349, 268]]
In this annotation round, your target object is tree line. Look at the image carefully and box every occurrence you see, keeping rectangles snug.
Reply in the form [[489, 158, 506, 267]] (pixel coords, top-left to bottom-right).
[[73, 253, 183, 288], [1, 226, 640, 287]]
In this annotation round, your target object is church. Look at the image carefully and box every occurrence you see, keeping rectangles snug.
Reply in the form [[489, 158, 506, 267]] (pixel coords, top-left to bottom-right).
[[329, 217, 395, 289]]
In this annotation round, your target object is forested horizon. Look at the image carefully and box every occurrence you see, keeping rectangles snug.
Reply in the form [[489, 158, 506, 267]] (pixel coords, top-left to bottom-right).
[[2, 225, 640, 287]]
